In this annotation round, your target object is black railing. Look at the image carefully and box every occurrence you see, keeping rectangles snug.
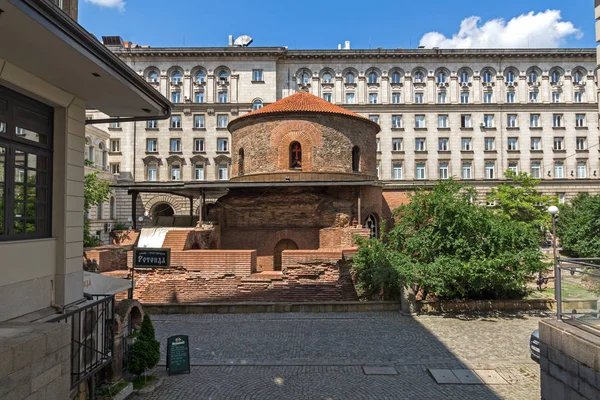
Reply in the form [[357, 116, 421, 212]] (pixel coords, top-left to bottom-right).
[[50, 295, 115, 388]]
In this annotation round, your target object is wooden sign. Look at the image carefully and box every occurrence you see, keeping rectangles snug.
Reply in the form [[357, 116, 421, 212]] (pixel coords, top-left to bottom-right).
[[133, 248, 170, 268], [166, 335, 190, 375]]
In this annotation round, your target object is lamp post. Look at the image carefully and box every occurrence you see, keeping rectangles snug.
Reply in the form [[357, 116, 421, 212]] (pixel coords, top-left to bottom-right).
[[548, 205, 560, 320]]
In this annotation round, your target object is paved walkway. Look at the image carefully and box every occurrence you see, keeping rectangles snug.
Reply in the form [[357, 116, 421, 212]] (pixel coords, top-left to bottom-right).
[[133, 311, 547, 399]]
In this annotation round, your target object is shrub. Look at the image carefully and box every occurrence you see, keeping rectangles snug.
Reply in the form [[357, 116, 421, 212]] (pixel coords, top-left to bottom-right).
[[129, 314, 160, 376]]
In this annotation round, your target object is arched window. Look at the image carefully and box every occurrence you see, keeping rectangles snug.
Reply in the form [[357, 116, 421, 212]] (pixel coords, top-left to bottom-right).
[[301, 71, 310, 85], [345, 72, 355, 84], [505, 70, 515, 83], [148, 71, 159, 83], [367, 71, 378, 84], [290, 141, 302, 169], [459, 70, 470, 83], [195, 71, 206, 83], [171, 71, 182, 84], [365, 214, 378, 238], [391, 71, 402, 84], [414, 70, 424, 83], [551, 70, 560, 83], [573, 70, 583, 84], [322, 72, 332, 83], [109, 196, 116, 220], [238, 148, 244, 176], [482, 70, 493, 83], [147, 162, 158, 181], [252, 100, 263, 110], [352, 146, 360, 172], [529, 71, 538, 83], [98, 143, 107, 168], [218, 70, 229, 84], [170, 163, 181, 181], [437, 72, 447, 84]]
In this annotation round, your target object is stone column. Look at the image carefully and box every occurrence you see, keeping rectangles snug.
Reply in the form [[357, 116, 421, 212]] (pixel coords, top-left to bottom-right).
[[159, 74, 168, 96], [207, 74, 215, 103], [335, 76, 343, 104], [381, 75, 390, 104], [496, 76, 505, 104], [405, 76, 413, 104], [183, 73, 192, 102], [311, 76, 320, 97], [358, 76, 366, 104], [449, 75, 458, 104], [230, 74, 239, 103], [472, 76, 481, 103], [518, 75, 528, 103], [541, 75, 551, 104], [585, 75, 594, 102], [427, 75, 435, 103]]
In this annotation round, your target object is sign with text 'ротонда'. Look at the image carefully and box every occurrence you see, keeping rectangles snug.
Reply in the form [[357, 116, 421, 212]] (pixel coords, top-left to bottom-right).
[[133, 248, 170, 268]]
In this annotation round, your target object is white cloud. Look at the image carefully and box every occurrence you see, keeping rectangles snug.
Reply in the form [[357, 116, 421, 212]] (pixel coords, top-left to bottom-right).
[[419, 10, 582, 49], [84, 0, 125, 12]]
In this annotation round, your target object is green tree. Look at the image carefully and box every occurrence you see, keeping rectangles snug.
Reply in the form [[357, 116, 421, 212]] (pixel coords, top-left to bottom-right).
[[556, 193, 600, 258], [129, 314, 161, 376], [83, 172, 111, 247], [353, 180, 544, 300], [487, 170, 555, 232]]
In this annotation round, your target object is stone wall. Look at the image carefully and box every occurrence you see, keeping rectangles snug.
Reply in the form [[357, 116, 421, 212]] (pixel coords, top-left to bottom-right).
[[539, 319, 600, 399], [0, 323, 71, 400]]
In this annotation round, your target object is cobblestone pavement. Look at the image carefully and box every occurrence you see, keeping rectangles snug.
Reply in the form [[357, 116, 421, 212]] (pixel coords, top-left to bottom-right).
[[133, 311, 548, 399]]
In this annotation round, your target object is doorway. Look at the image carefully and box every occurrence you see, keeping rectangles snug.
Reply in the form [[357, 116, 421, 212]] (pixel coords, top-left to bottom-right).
[[273, 239, 299, 271]]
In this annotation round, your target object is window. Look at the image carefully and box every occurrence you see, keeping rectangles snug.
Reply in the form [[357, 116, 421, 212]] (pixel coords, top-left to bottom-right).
[[462, 162, 472, 179], [369, 115, 379, 124], [460, 92, 469, 104], [505, 71, 515, 83], [484, 138, 495, 151], [551, 92, 560, 103], [415, 115, 425, 129], [110, 139, 120, 152], [252, 100, 264, 110], [252, 69, 263, 82], [461, 115, 471, 128], [392, 163, 403, 180], [368, 93, 378, 104], [573, 70, 583, 84], [97, 202, 103, 220], [414, 92, 424, 104], [506, 92, 515, 103], [483, 92, 492, 104], [485, 162, 496, 179], [438, 115, 448, 128], [459, 71, 469, 83], [529, 91, 538, 103], [195, 92, 205, 103], [461, 138, 472, 151], [218, 71, 229, 84], [574, 92, 583, 103], [218, 164, 228, 180], [553, 137, 564, 151], [437, 72, 447, 84], [170, 164, 181, 181], [170, 139, 181, 153], [322, 93, 332, 102], [170, 115, 181, 129], [414, 71, 424, 83], [345, 73, 355, 84], [415, 138, 426, 152], [218, 92, 228, 103], [352, 146, 360, 172], [171, 92, 181, 103], [507, 114, 517, 128], [438, 138, 449, 151], [109, 121, 120, 129], [145, 163, 157, 181], [439, 163, 449, 180], [376, 138, 381, 152], [530, 114, 540, 128], [483, 114, 494, 128], [194, 115, 205, 129], [392, 138, 403, 151], [391, 71, 402, 84], [577, 162, 587, 178], [195, 71, 206, 84], [345, 93, 355, 104], [0, 88, 53, 240], [194, 163, 205, 180], [437, 92, 447, 104], [171, 71, 182, 84], [367, 71, 378, 84], [217, 115, 228, 128], [391, 92, 401, 104], [531, 162, 541, 178], [110, 163, 120, 174], [482, 71, 493, 83], [376, 162, 380, 178], [554, 162, 564, 178], [529, 71, 538, 83], [194, 138, 205, 152], [551, 71, 560, 83], [530, 137, 541, 151], [508, 162, 518, 174], [553, 114, 563, 128], [148, 71, 159, 83], [146, 139, 157, 153], [322, 72, 333, 83], [147, 120, 157, 129], [507, 138, 518, 151], [415, 163, 426, 180], [576, 137, 586, 151], [391, 115, 403, 129], [576, 114, 586, 127], [558, 193, 566, 204], [217, 138, 229, 152]]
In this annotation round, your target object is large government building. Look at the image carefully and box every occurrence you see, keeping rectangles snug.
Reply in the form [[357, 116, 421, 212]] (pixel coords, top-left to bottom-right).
[[87, 37, 600, 231]]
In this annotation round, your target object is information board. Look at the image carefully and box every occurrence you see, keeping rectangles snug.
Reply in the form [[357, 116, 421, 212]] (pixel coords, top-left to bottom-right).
[[133, 248, 170, 268], [166, 335, 190, 375]]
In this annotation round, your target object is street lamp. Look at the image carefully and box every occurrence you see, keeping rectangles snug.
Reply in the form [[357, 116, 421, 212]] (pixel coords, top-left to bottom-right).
[[548, 205, 560, 319]]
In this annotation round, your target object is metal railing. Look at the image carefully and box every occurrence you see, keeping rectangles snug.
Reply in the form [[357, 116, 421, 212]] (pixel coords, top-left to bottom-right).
[[556, 257, 600, 333], [49, 295, 115, 388]]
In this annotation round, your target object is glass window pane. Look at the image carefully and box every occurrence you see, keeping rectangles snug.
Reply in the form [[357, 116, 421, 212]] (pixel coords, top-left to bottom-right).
[[16, 127, 43, 144], [0, 122, 5, 134]]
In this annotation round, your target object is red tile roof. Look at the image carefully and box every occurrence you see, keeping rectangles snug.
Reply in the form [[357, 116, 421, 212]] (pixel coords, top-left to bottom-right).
[[229, 91, 380, 131]]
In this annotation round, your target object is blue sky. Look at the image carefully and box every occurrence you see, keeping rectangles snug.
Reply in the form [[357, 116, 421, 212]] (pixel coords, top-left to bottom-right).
[[79, 0, 596, 49]]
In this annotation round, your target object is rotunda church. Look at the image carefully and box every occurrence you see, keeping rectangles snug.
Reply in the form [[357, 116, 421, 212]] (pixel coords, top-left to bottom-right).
[[210, 91, 382, 270]]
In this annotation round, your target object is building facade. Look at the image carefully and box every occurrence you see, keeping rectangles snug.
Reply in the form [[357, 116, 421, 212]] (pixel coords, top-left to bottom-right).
[[89, 40, 600, 224]]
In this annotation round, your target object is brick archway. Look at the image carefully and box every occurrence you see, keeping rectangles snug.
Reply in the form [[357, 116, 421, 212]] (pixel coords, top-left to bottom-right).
[[144, 195, 184, 216]]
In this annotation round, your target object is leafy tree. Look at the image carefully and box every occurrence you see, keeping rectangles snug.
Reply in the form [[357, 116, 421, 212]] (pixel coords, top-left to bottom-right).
[[129, 314, 161, 376], [556, 193, 600, 258], [487, 171, 555, 233], [353, 180, 545, 300], [83, 172, 111, 247]]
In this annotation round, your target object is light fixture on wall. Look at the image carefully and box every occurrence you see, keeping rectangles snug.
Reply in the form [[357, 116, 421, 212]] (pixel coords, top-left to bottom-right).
[[570, 170, 574, 177], [594, 170, 597, 177], [547, 171, 552, 177]]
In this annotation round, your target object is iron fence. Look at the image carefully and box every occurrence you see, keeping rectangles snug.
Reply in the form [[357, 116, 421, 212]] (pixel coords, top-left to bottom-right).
[[49, 295, 115, 389]]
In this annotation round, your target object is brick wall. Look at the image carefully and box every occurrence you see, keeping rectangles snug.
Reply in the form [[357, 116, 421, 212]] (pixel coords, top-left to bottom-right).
[[84, 245, 131, 272], [319, 227, 370, 249]]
